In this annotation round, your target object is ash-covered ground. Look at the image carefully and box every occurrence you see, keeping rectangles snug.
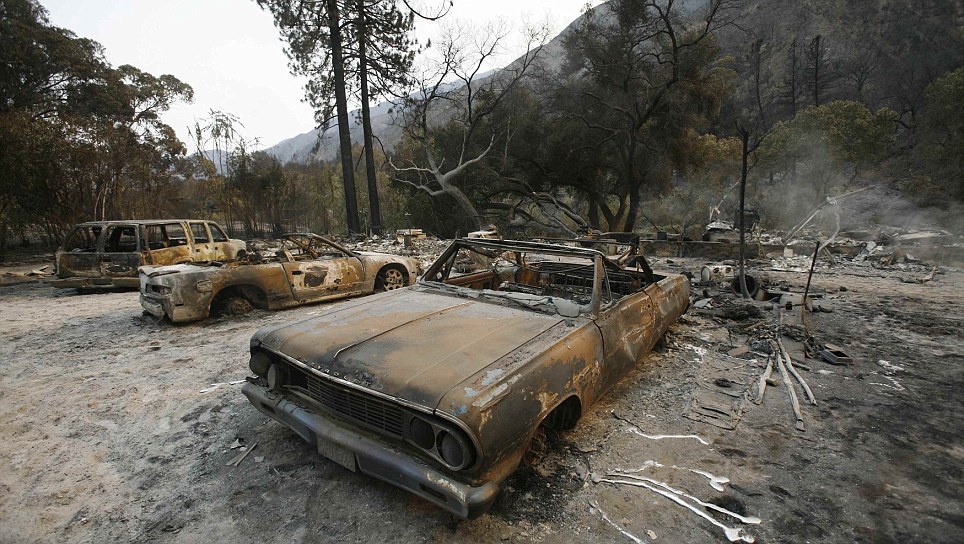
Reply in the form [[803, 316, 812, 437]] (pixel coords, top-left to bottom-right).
[[0, 242, 961, 544]]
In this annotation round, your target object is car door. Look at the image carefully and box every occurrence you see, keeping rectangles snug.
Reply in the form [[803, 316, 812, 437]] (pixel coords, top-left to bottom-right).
[[592, 266, 657, 391], [206, 222, 233, 260], [188, 221, 218, 261], [280, 237, 364, 301], [57, 225, 103, 278], [100, 224, 142, 278], [142, 222, 194, 265]]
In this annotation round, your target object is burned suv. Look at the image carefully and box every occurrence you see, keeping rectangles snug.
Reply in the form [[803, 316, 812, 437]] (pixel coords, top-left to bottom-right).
[[52, 220, 246, 289], [242, 238, 689, 518]]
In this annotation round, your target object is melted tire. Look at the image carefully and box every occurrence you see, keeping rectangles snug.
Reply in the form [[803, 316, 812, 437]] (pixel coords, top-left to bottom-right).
[[220, 296, 253, 316]]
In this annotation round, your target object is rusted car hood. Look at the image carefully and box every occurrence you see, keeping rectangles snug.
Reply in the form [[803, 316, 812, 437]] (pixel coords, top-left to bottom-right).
[[254, 287, 570, 409]]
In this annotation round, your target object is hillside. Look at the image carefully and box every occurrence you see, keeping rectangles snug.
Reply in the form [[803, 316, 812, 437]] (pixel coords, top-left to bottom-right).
[[262, 0, 964, 167], [263, 98, 401, 163], [260, 8, 592, 163]]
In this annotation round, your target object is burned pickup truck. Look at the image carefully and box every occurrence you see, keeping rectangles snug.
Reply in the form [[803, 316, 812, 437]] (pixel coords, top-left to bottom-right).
[[140, 233, 419, 322], [53, 220, 246, 289], [242, 238, 689, 518]]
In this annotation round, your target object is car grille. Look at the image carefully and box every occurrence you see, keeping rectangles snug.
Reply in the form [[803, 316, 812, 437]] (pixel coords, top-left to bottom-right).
[[285, 363, 405, 437]]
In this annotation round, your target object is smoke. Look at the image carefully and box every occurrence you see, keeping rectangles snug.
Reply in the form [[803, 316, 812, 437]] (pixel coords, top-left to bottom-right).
[[840, 185, 964, 235], [746, 119, 964, 236]]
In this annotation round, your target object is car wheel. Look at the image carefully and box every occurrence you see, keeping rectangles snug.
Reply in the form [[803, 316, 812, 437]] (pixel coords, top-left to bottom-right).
[[521, 426, 549, 467], [376, 267, 406, 291], [221, 296, 253, 316]]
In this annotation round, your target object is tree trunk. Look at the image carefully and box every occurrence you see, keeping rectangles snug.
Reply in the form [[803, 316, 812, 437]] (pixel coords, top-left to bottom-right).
[[326, 0, 361, 234], [811, 35, 821, 106], [0, 218, 7, 263], [737, 129, 751, 299], [623, 138, 640, 232], [599, 191, 627, 232], [788, 37, 798, 117], [753, 39, 765, 118], [588, 195, 599, 230], [356, 0, 381, 235], [625, 185, 640, 232], [447, 188, 483, 231]]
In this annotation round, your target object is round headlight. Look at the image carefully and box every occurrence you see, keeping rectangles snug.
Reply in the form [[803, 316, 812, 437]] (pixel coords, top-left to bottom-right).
[[267, 364, 286, 391], [437, 431, 465, 468], [249, 352, 271, 376], [409, 417, 435, 450]]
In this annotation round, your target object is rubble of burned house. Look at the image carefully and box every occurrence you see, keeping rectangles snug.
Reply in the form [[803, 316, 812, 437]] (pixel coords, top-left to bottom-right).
[[636, 221, 957, 435], [637, 226, 962, 268]]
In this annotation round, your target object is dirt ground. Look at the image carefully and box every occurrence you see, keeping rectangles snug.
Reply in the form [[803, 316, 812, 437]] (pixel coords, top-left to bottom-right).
[[0, 253, 961, 544]]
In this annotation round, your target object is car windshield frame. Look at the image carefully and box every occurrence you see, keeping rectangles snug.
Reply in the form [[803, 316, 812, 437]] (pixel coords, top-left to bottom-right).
[[419, 239, 610, 317], [282, 233, 358, 259]]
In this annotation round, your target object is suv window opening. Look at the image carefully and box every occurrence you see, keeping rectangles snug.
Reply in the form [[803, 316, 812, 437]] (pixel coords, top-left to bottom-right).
[[63, 226, 98, 252], [190, 222, 210, 244], [103, 225, 139, 253], [144, 223, 188, 249], [209, 223, 228, 242]]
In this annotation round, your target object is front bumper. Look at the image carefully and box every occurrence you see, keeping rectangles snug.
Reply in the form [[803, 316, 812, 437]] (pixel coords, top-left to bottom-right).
[[51, 276, 140, 289], [139, 293, 208, 322], [242, 382, 501, 519], [140, 295, 166, 318]]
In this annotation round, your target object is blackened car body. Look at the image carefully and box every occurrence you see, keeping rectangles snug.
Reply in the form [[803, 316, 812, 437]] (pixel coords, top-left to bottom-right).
[[242, 238, 689, 518]]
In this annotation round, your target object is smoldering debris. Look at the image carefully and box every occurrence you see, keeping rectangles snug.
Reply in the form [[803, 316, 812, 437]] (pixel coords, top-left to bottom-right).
[[667, 207, 958, 435]]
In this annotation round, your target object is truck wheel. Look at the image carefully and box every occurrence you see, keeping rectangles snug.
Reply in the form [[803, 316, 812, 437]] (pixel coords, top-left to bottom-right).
[[220, 296, 253, 316], [375, 266, 406, 291]]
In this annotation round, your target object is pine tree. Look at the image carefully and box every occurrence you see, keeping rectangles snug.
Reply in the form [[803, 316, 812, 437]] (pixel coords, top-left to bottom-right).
[[257, 0, 417, 235]]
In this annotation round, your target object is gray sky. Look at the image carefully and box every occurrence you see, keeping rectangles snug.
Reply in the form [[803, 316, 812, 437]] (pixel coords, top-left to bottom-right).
[[43, 0, 599, 150]]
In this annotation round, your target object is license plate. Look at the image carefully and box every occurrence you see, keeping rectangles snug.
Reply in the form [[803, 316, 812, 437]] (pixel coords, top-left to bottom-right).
[[317, 436, 356, 472]]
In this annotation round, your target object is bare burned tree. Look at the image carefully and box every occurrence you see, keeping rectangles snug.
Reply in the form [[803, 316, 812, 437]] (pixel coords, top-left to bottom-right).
[[506, 189, 591, 237], [390, 20, 549, 230]]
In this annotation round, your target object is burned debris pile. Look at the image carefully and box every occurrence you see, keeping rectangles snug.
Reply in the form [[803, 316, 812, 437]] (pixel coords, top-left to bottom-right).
[[666, 222, 955, 435]]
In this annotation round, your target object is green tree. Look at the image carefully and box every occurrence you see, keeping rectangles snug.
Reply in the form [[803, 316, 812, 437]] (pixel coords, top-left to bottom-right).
[[912, 68, 964, 201], [758, 100, 897, 223], [0, 0, 115, 119], [560, 0, 737, 232], [257, 0, 419, 234], [0, 0, 194, 258]]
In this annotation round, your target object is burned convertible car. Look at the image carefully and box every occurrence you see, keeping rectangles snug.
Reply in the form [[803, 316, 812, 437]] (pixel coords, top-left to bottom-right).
[[242, 238, 689, 518], [140, 233, 419, 322]]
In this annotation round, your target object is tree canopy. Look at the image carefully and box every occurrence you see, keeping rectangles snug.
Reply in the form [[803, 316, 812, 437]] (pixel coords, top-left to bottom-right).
[[2, 0, 962, 257], [0, 0, 194, 258]]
